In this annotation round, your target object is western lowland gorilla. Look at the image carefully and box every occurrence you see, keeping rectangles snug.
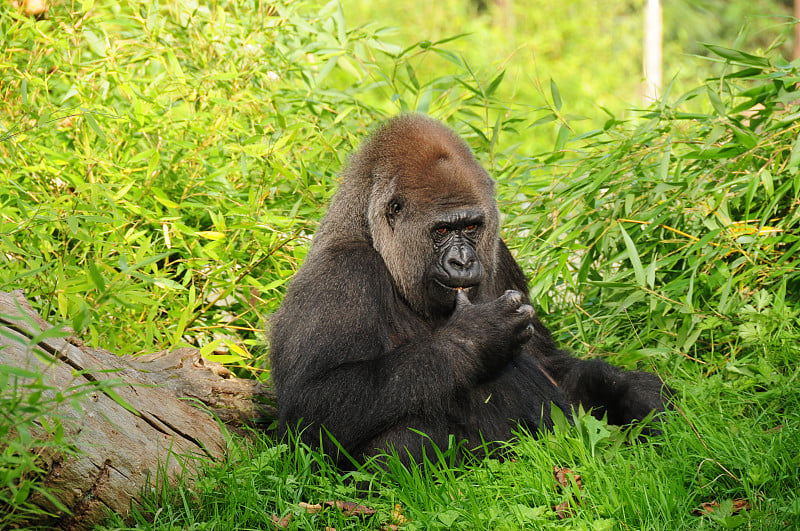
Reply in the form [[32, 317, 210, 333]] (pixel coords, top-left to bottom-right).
[[270, 114, 671, 466]]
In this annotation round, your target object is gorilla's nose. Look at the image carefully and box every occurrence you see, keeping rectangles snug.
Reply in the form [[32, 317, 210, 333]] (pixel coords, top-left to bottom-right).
[[443, 246, 482, 287], [447, 248, 475, 270]]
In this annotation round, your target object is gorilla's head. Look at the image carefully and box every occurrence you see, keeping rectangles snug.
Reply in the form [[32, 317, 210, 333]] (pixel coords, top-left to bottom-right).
[[357, 115, 501, 318]]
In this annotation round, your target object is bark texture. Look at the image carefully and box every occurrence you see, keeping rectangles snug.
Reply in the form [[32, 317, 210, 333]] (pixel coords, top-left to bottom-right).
[[0, 290, 275, 529]]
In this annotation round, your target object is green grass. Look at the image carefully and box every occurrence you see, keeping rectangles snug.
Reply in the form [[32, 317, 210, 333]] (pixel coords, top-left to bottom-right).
[[2, 0, 800, 529], [99, 387, 800, 529]]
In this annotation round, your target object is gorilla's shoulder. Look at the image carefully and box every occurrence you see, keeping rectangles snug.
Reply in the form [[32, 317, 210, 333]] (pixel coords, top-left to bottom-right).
[[288, 240, 392, 301], [305, 240, 386, 275]]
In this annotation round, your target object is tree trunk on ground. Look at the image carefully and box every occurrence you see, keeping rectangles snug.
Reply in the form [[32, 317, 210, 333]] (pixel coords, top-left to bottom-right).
[[0, 290, 275, 530]]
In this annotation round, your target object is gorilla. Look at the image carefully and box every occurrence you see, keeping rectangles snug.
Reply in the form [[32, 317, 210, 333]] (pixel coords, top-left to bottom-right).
[[270, 114, 670, 466]]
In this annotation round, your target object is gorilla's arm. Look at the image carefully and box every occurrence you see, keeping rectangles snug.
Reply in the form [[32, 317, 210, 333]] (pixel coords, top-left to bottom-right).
[[537, 354, 671, 427], [494, 240, 671, 426], [270, 242, 533, 452]]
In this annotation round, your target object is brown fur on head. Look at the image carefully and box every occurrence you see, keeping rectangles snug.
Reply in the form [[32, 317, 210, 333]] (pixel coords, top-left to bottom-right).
[[315, 114, 501, 317]]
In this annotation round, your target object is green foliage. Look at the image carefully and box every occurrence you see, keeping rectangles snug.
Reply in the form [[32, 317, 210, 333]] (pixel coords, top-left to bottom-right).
[[503, 44, 800, 377], [346, 0, 797, 152], [1, 0, 368, 358], [0, 0, 528, 361]]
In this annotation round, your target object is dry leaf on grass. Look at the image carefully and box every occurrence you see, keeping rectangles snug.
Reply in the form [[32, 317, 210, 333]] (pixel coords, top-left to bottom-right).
[[326, 500, 377, 517], [299, 500, 377, 517], [552, 465, 584, 519], [693, 498, 751, 516], [392, 503, 409, 524], [299, 501, 324, 513], [553, 466, 583, 490], [270, 513, 291, 529], [553, 500, 573, 520], [298, 499, 407, 527]]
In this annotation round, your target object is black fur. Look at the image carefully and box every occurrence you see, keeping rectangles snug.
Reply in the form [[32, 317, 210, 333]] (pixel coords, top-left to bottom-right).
[[270, 114, 670, 466]]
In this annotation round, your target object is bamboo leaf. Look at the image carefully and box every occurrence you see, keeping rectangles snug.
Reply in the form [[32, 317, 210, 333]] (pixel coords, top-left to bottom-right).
[[619, 223, 645, 286], [550, 78, 562, 111]]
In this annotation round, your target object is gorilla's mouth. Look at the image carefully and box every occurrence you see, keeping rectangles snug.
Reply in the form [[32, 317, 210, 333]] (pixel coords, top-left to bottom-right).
[[426, 277, 479, 316], [433, 279, 475, 292]]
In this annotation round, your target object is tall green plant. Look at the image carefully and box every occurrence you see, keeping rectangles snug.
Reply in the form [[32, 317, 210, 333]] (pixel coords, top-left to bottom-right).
[[0, 0, 508, 361], [500, 45, 800, 374]]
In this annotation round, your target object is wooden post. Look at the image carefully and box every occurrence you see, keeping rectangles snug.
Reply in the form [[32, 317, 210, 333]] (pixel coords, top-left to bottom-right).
[[643, 0, 662, 105], [794, 0, 800, 60]]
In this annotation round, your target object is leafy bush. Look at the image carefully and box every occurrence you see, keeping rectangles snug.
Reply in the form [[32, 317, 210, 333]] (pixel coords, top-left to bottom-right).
[[1, 0, 522, 363], [503, 45, 800, 373], [2, 0, 374, 359]]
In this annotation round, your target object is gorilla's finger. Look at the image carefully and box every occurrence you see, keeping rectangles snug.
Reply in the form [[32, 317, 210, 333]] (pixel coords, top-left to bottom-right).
[[516, 304, 535, 318], [501, 290, 523, 307], [522, 324, 535, 339], [455, 288, 471, 307]]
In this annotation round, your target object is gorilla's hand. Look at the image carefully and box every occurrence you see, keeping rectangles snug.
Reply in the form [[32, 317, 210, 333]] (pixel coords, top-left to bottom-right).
[[440, 289, 535, 376], [616, 370, 673, 430]]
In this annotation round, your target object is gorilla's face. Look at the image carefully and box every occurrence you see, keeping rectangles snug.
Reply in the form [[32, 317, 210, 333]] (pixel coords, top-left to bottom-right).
[[374, 188, 494, 318], [425, 208, 486, 313], [363, 119, 500, 319]]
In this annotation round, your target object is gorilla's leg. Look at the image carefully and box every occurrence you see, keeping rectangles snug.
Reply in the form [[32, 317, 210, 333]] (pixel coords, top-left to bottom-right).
[[541, 354, 672, 429], [358, 421, 454, 467]]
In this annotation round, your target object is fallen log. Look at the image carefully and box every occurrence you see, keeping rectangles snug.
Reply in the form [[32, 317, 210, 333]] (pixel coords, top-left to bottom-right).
[[0, 290, 275, 529]]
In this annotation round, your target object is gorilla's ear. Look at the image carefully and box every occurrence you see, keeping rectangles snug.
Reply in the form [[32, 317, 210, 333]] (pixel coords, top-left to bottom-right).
[[385, 198, 403, 229]]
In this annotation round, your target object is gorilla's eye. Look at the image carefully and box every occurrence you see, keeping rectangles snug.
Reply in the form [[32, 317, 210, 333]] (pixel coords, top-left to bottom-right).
[[386, 200, 403, 229], [436, 227, 450, 235], [464, 224, 478, 233]]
